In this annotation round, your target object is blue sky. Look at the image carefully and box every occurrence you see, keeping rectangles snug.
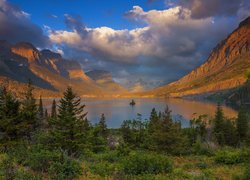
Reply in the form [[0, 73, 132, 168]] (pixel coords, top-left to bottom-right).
[[1, 0, 250, 90], [10, 0, 166, 30]]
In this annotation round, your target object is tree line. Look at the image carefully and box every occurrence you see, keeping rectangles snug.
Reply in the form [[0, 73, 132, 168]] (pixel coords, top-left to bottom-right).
[[0, 82, 249, 178]]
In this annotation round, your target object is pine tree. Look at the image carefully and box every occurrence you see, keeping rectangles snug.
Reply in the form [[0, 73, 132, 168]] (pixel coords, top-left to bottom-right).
[[51, 99, 57, 119], [0, 88, 20, 142], [236, 106, 249, 142], [148, 108, 159, 133], [155, 105, 187, 154], [50, 87, 89, 157], [20, 80, 38, 138], [98, 113, 108, 138], [38, 96, 44, 120], [213, 103, 225, 145], [37, 96, 44, 128], [44, 109, 48, 119], [148, 108, 160, 150]]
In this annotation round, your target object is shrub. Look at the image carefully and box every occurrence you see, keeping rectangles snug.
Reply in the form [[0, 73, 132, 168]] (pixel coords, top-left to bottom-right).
[[48, 156, 82, 180], [15, 168, 41, 180], [0, 155, 16, 179], [242, 165, 250, 180], [25, 146, 60, 172], [122, 152, 172, 175], [214, 149, 245, 164], [88, 161, 120, 176]]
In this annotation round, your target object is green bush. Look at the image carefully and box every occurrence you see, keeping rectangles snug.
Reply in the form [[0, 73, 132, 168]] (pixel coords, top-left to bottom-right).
[[215, 149, 244, 164], [122, 152, 172, 175], [25, 146, 60, 172], [15, 168, 41, 180], [0, 155, 16, 179], [89, 161, 120, 176], [48, 156, 82, 180], [92, 151, 120, 163], [242, 165, 250, 180]]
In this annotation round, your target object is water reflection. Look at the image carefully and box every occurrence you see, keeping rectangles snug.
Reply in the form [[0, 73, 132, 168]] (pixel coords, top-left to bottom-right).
[[42, 98, 237, 128]]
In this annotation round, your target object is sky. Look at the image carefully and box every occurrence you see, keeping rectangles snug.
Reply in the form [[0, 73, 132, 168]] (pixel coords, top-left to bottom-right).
[[0, 0, 250, 91]]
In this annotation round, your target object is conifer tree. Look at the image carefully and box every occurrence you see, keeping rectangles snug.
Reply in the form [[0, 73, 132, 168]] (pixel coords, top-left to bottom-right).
[[51, 99, 57, 119], [50, 87, 89, 156], [38, 96, 44, 120], [236, 106, 249, 142], [20, 80, 38, 137], [156, 105, 187, 154], [148, 108, 159, 133], [44, 109, 48, 119], [213, 103, 225, 145], [98, 113, 108, 138], [37, 96, 44, 129], [0, 87, 21, 141]]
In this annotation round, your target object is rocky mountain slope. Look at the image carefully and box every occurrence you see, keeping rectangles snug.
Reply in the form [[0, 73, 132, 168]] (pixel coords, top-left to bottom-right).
[[86, 70, 128, 94], [0, 41, 126, 97], [143, 17, 250, 97]]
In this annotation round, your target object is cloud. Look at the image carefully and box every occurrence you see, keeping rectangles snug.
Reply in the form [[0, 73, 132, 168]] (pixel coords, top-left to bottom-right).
[[49, 6, 241, 90], [178, 0, 250, 19], [50, 7, 218, 62], [0, 0, 49, 47]]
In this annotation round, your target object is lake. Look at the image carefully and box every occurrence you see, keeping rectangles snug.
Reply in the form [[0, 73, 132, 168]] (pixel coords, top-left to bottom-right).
[[42, 98, 237, 128]]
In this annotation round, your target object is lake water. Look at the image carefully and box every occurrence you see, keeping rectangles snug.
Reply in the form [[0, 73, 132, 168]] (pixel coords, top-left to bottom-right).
[[43, 98, 237, 128]]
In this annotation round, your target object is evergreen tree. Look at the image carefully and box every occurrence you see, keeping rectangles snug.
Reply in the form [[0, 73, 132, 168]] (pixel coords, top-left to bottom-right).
[[50, 87, 89, 157], [213, 103, 225, 145], [148, 108, 159, 133], [155, 106, 187, 154], [20, 80, 38, 137], [44, 109, 48, 119], [223, 119, 237, 146], [0, 88, 21, 142], [38, 96, 44, 128], [51, 99, 57, 119], [236, 106, 249, 142], [38, 96, 44, 120], [98, 113, 108, 138]]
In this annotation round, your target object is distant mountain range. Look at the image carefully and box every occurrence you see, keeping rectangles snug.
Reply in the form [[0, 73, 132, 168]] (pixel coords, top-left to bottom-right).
[[86, 70, 127, 94], [0, 17, 249, 99], [0, 41, 127, 97], [138, 17, 250, 98]]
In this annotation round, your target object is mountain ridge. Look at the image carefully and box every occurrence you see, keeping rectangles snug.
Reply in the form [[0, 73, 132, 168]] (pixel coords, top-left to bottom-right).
[[139, 17, 250, 98], [0, 41, 127, 97]]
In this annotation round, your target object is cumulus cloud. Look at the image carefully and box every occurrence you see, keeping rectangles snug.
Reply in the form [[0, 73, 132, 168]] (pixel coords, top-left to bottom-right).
[[50, 6, 219, 63], [49, 5, 243, 90], [0, 0, 48, 47], [178, 0, 250, 19]]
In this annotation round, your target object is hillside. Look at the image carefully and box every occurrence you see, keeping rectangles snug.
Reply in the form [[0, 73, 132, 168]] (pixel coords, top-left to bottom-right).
[[0, 41, 126, 97], [142, 17, 250, 98]]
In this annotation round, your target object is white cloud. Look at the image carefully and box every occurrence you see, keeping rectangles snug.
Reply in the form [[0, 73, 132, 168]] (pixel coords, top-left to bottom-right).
[[49, 6, 214, 64], [49, 5, 240, 90]]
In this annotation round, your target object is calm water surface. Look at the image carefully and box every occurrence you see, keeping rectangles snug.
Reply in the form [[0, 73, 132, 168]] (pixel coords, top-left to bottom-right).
[[43, 98, 237, 128]]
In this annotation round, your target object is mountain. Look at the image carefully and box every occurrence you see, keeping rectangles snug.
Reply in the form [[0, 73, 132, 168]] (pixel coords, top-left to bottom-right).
[[86, 70, 128, 94], [0, 41, 125, 97], [143, 17, 250, 98]]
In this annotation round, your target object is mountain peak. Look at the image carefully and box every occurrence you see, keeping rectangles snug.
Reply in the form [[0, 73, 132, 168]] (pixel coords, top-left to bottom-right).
[[239, 16, 250, 28], [11, 42, 40, 63], [13, 42, 37, 50], [41, 49, 62, 59]]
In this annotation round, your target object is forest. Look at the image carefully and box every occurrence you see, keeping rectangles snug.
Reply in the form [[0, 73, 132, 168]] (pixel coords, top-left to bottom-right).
[[0, 82, 249, 179]]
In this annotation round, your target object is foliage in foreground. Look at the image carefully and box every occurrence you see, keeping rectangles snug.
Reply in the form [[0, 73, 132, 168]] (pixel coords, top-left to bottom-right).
[[0, 83, 249, 179]]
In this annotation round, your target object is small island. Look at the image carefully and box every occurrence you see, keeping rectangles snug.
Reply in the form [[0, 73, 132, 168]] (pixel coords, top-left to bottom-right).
[[130, 99, 136, 106]]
